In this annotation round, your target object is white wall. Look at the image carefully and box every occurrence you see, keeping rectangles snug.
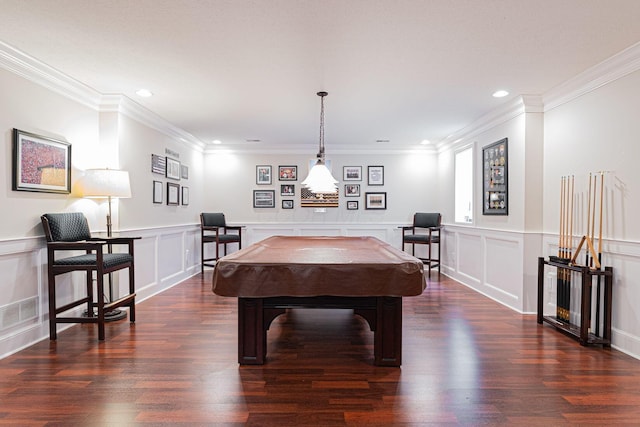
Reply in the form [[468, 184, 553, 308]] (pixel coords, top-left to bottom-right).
[[438, 100, 542, 314], [544, 66, 640, 358]]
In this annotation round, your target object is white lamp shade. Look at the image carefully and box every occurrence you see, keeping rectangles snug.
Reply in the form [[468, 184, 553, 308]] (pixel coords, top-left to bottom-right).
[[80, 169, 131, 198], [301, 162, 338, 194]]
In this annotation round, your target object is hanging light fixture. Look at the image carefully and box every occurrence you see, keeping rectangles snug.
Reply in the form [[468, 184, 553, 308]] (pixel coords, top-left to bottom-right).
[[301, 91, 338, 194]]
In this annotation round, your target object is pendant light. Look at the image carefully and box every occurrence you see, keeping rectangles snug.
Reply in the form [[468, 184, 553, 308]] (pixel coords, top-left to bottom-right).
[[301, 91, 338, 193]]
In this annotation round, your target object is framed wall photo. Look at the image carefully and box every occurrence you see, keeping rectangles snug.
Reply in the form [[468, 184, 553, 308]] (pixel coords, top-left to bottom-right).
[[347, 200, 359, 210], [368, 166, 384, 186], [282, 199, 294, 209], [181, 186, 189, 205], [343, 166, 362, 181], [482, 138, 508, 215], [253, 190, 275, 208], [256, 165, 272, 185], [365, 192, 387, 210], [151, 154, 166, 175], [12, 128, 71, 194], [345, 184, 360, 197], [153, 180, 163, 204], [280, 184, 295, 196], [181, 165, 189, 180], [278, 165, 297, 181], [166, 157, 181, 180], [167, 182, 180, 205]]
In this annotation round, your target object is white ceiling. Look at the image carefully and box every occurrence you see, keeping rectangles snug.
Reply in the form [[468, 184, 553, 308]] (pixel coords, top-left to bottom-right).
[[1, 0, 640, 152]]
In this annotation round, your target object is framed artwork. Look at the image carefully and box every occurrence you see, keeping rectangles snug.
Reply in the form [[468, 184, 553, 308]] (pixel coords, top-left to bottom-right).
[[483, 138, 508, 215], [167, 182, 180, 205], [282, 199, 294, 209], [12, 128, 71, 194], [181, 165, 189, 179], [278, 165, 297, 181], [153, 180, 163, 204], [345, 184, 360, 197], [365, 192, 387, 210], [281, 184, 295, 196], [343, 166, 362, 181], [166, 157, 181, 180], [181, 187, 189, 205], [253, 190, 275, 208], [368, 166, 384, 186], [151, 154, 166, 175], [347, 200, 359, 210], [256, 165, 272, 185]]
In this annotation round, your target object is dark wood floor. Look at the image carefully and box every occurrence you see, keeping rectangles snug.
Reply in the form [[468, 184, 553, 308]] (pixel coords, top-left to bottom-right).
[[2, 272, 640, 426]]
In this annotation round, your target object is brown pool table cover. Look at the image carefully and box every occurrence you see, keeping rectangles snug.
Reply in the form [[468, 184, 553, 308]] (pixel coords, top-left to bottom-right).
[[212, 235, 426, 297]]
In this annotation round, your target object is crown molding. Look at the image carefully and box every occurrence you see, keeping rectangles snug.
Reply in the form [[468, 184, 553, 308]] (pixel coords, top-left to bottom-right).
[[0, 41, 205, 152], [0, 41, 102, 108], [544, 40, 640, 111], [436, 95, 543, 153], [99, 94, 205, 152]]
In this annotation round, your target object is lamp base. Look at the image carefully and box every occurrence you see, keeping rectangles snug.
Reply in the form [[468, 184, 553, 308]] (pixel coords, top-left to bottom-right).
[[83, 308, 128, 322]]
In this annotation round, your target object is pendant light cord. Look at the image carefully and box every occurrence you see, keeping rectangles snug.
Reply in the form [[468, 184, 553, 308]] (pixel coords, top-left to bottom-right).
[[317, 91, 327, 161]]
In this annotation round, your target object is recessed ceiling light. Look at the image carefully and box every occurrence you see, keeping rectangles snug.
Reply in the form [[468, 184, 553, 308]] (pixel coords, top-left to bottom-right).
[[135, 89, 153, 97], [212, 140, 222, 145], [492, 90, 509, 98], [421, 139, 430, 145]]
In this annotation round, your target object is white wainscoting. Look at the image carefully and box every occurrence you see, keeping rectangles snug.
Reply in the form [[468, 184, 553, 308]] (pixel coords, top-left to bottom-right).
[[442, 225, 527, 312]]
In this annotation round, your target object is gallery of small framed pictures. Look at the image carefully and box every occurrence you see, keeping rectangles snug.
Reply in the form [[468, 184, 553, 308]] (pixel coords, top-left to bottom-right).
[[247, 163, 389, 210], [151, 153, 189, 206]]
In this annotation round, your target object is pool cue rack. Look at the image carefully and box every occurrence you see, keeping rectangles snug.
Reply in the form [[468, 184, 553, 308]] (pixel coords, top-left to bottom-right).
[[537, 172, 613, 346], [537, 257, 613, 346]]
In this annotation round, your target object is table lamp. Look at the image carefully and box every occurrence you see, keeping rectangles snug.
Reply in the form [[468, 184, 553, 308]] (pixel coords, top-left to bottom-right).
[[80, 168, 131, 236]]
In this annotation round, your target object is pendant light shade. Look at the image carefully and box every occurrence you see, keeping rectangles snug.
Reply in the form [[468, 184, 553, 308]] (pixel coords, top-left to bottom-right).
[[301, 91, 338, 194]]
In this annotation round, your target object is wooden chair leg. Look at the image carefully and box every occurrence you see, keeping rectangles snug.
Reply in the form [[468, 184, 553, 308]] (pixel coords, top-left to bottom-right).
[[48, 272, 57, 340], [201, 236, 205, 274], [96, 273, 105, 341], [86, 271, 94, 317], [129, 266, 136, 323]]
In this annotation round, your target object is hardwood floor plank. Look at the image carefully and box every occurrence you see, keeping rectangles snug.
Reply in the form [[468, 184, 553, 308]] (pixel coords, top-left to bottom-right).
[[1, 272, 640, 425]]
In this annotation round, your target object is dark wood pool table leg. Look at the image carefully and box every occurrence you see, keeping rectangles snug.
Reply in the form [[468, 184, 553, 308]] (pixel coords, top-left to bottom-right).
[[374, 296, 402, 367], [237, 297, 265, 365]]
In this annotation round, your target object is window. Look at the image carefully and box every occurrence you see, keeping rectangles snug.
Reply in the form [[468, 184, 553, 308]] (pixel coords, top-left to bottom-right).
[[455, 146, 473, 223]]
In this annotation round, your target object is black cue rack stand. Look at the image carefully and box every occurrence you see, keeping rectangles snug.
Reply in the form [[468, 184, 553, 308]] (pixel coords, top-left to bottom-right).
[[537, 257, 613, 346]]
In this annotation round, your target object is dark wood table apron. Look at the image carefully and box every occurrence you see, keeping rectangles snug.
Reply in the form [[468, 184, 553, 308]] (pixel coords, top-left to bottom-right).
[[212, 236, 426, 367]]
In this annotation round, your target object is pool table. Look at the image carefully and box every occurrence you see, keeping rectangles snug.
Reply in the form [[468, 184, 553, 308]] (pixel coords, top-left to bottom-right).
[[212, 235, 426, 366]]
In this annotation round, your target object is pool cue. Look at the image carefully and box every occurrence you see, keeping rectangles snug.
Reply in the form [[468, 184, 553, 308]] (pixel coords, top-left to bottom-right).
[[585, 173, 592, 268], [565, 175, 575, 321], [557, 176, 565, 320], [595, 171, 605, 335]]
